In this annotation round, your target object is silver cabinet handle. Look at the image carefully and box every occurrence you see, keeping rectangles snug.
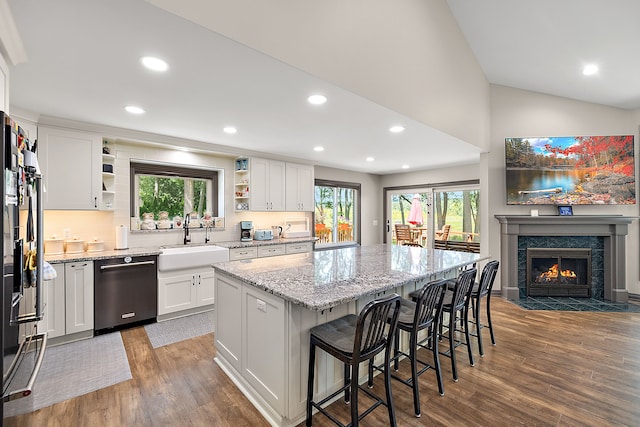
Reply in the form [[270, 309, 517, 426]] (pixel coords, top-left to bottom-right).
[[71, 263, 89, 268], [100, 260, 155, 270]]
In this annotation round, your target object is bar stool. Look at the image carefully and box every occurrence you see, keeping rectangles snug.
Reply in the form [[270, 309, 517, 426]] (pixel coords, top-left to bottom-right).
[[306, 294, 401, 427], [438, 267, 477, 382], [369, 279, 447, 418], [468, 260, 500, 356]]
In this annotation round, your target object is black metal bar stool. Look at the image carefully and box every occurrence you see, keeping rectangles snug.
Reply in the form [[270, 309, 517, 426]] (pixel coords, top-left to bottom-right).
[[438, 267, 477, 382], [369, 279, 447, 418], [468, 260, 500, 356], [306, 294, 401, 427]]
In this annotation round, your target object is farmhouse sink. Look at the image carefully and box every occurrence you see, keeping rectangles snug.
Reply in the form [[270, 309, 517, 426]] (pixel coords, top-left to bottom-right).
[[158, 245, 230, 272]]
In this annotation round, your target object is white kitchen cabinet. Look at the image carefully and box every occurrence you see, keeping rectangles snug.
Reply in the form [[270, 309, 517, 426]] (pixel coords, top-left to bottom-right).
[[38, 126, 103, 210], [285, 162, 314, 211], [214, 273, 286, 414], [228, 246, 258, 261], [64, 261, 94, 334], [35, 262, 93, 340], [250, 157, 285, 211], [285, 242, 313, 254], [257, 244, 286, 258], [157, 266, 215, 316], [36, 264, 66, 339]]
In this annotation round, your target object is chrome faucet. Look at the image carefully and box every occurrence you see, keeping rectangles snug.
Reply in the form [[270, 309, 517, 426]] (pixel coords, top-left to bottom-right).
[[204, 225, 211, 244], [183, 214, 191, 245]]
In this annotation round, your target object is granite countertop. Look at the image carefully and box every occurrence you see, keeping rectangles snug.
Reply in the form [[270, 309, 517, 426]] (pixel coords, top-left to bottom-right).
[[44, 237, 317, 263], [45, 247, 162, 263], [213, 244, 483, 311], [214, 236, 318, 249]]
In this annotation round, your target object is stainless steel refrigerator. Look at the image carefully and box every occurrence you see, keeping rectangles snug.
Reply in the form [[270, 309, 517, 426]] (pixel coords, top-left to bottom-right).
[[1, 111, 47, 421]]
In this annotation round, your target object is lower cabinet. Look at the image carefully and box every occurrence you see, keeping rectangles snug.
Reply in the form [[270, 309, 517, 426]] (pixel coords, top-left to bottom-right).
[[215, 273, 286, 416], [228, 241, 313, 261], [38, 261, 94, 339], [157, 266, 214, 316]]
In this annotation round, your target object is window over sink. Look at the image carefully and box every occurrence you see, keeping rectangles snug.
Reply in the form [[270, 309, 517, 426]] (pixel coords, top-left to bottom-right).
[[130, 161, 220, 230]]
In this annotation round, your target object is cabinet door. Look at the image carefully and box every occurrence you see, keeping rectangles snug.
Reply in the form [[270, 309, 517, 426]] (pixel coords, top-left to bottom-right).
[[197, 270, 215, 306], [286, 163, 315, 211], [268, 160, 286, 211], [251, 158, 285, 211], [215, 274, 242, 371], [250, 158, 269, 211], [158, 273, 198, 315], [39, 264, 66, 338], [38, 126, 102, 210], [65, 262, 94, 334]]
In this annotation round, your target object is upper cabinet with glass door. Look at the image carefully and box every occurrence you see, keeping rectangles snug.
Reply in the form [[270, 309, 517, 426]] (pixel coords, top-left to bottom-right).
[[38, 126, 104, 210]]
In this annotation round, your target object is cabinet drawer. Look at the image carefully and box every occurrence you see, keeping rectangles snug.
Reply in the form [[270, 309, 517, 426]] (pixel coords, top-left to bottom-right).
[[258, 245, 286, 258], [229, 247, 258, 261], [285, 242, 313, 254]]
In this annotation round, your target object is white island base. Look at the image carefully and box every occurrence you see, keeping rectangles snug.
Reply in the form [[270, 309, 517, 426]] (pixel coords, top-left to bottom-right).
[[214, 271, 434, 427]]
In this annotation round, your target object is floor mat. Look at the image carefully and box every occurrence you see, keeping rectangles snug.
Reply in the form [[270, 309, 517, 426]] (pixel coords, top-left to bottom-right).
[[3, 332, 132, 417], [144, 311, 214, 349], [515, 296, 640, 312]]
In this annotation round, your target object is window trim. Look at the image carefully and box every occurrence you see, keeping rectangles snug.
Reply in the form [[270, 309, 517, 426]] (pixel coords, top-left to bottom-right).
[[314, 178, 362, 246], [130, 161, 219, 218]]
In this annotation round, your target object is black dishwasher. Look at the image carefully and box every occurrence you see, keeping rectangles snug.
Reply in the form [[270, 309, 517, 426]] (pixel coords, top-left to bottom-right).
[[94, 255, 158, 333]]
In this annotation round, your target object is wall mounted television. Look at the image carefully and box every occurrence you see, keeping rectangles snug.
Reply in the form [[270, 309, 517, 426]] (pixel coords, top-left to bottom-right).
[[505, 135, 635, 205]]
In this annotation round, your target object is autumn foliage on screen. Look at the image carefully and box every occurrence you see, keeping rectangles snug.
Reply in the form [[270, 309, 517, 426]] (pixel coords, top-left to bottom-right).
[[505, 135, 635, 205]]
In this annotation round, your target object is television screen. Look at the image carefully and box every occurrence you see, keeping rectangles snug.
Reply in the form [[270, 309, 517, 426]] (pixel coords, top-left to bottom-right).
[[505, 135, 635, 205]]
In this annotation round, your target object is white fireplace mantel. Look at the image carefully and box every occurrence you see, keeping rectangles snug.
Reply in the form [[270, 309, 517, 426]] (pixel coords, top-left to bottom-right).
[[495, 215, 637, 303]]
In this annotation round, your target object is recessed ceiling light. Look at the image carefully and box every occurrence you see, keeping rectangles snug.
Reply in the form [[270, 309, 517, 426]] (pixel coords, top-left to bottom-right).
[[223, 126, 237, 134], [141, 56, 169, 72], [125, 105, 145, 115], [313, 146, 325, 152], [583, 64, 598, 76], [308, 94, 327, 105], [366, 157, 374, 162], [389, 125, 405, 133], [401, 164, 410, 169]]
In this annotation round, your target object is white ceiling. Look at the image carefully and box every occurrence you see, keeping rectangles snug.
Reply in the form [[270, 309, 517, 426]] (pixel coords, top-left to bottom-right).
[[447, 0, 640, 110], [5, 0, 639, 175]]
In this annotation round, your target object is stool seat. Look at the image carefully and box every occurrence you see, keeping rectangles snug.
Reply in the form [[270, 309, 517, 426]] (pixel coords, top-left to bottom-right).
[[310, 314, 360, 355]]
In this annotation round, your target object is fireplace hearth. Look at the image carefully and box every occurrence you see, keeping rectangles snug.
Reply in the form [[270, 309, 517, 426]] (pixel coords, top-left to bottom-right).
[[527, 248, 591, 297]]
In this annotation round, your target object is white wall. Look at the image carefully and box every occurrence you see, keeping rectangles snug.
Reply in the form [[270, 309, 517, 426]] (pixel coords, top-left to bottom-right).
[[314, 166, 381, 246], [488, 85, 640, 295], [0, 50, 9, 112]]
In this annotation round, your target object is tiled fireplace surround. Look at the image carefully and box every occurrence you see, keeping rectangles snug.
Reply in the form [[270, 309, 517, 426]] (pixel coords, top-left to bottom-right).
[[495, 215, 634, 303]]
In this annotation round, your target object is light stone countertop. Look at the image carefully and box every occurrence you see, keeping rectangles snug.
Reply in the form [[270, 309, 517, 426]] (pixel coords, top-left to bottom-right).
[[214, 236, 317, 249], [213, 244, 484, 311], [45, 247, 162, 263], [44, 237, 317, 263]]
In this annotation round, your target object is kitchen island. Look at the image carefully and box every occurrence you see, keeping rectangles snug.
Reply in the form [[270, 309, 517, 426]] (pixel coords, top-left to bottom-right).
[[213, 244, 482, 427]]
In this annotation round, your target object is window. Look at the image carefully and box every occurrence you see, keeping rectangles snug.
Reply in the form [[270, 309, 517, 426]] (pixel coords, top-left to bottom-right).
[[130, 162, 218, 225], [315, 179, 360, 246]]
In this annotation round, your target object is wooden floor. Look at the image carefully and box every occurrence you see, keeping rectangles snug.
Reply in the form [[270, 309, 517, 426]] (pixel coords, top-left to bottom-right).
[[5, 297, 640, 426]]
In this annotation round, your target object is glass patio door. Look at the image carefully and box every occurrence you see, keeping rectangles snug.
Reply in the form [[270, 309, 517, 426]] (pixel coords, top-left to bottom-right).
[[385, 188, 433, 247], [385, 184, 480, 250]]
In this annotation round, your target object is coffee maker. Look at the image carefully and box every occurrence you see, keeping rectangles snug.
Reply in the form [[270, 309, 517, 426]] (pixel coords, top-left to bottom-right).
[[240, 221, 253, 242]]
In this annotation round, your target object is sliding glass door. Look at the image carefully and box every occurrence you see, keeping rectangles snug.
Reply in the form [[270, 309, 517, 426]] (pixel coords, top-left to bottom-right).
[[384, 183, 480, 251]]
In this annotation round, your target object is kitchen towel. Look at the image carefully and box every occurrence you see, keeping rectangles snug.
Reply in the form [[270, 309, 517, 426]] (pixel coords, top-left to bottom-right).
[[115, 225, 128, 249]]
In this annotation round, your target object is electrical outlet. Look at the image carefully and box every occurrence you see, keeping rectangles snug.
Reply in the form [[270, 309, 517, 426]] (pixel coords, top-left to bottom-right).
[[256, 299, 267, 312], [373, 220, 378, 226]]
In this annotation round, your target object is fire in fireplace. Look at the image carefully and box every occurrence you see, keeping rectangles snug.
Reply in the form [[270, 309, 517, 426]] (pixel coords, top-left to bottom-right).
[[526, 248, 592, 297]]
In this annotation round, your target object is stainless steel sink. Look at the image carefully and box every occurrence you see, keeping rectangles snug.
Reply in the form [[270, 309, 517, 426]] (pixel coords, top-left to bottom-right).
[[158, 245, 230, 272]]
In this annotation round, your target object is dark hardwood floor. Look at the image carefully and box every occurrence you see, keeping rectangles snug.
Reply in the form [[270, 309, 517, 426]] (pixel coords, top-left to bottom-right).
[[5, 297, 639, 426]]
